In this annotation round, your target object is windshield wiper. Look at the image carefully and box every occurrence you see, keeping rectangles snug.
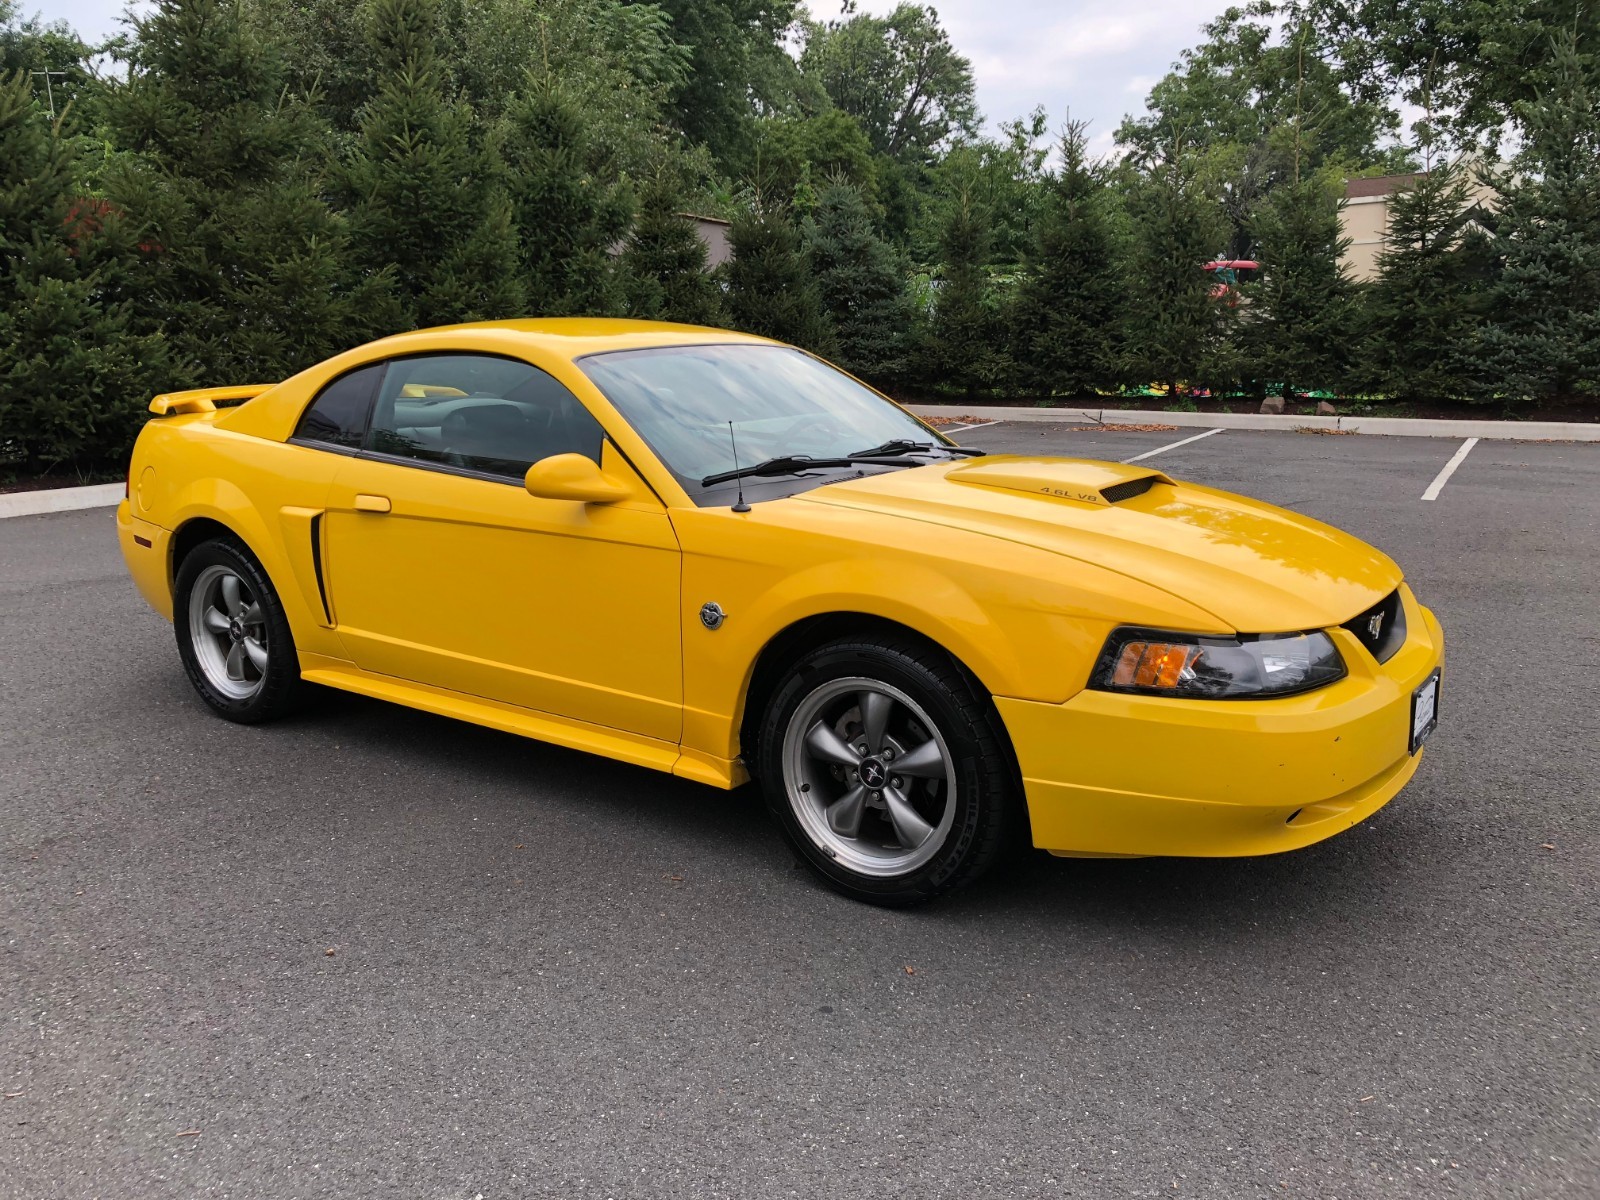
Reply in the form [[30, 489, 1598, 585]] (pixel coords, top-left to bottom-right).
[[701, 455, 857, 487], [849, 438, 986, 459]]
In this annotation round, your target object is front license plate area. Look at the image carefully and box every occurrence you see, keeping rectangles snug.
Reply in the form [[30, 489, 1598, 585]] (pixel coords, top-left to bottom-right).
[[1410, 669, 1441, 753]]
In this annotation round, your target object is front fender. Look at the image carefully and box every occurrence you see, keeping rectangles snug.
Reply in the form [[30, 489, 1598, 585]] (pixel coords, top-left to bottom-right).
[[671, 503, 1207, 765]]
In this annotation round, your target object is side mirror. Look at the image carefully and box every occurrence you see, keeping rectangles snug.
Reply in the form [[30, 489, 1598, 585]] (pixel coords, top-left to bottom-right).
[[524, 453, 632, 504]]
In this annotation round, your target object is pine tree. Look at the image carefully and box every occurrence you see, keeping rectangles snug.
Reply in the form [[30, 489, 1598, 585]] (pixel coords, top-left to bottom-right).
[[1476, 37, 1600, 404], [1358, 158, 1491, 402], [1122, 151, 1230, 396], [804, 180, 912, 381], [1247, 166, 1356, 399], [343, 0, 521, 329], [621, 174, 724, 326], [103, 0, 395, 381], [931, 186, 1008, 395], [1009, 120, 1123, 397], [725, 201, 830, 350], [0, 70, 174, 476], [499, 80, 634, 317]]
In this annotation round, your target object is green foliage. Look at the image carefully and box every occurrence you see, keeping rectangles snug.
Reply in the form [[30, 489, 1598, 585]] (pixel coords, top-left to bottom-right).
[[0, 69, 174, 476], [1357, 159, 1494, 401], [623, 173, 726, 326], [1121, 150, 1232, 394], [799, 3, 978, 161], [805, 181, 914, 380], [930, 186, 1009, 393], [1122, 5, 1402, 258], [743, 109, 878, 208], [1297, 0, 1600, 148], [725, 202, 830, 350], [102, 0, 397, 382], [499, 81, 634, 317], [917, 109, 1049, 269], [1475, 37, 1600, 402], [1008, 121, 1125, 396], [1245, 166, 1356, 397], [639, 0, 803, 164], [342, 0, 521, 329]]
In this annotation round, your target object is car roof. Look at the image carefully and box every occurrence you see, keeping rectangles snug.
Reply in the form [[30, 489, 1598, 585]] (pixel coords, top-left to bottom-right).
[[362, 318, 777, 362]]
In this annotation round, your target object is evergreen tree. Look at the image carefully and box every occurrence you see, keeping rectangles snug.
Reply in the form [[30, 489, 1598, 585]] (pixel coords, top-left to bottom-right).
[[1476, 37, 1600, 403], [343, 0, 521, 329], [1358, 157, 1492, 401], [1246, 166, 1356, 398], [804, 180, 913, 381], [1122, 151, 1231, 396], [1009, 120, 1123, 397], [621, 174, 725, 326], [725, 201, 830, 350], [103, 0, 394, 381], [499, 80, 634, 317], [0, 69, 173, 476], [930, 186, 1008, 394]]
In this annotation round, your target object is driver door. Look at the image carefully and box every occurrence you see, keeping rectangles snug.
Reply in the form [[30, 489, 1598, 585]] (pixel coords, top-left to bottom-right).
[[321, 353, 682, 744]]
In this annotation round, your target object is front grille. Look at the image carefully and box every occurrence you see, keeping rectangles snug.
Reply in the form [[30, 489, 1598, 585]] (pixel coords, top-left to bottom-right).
[[1100, 476, 1157, 504], [1342, 589, 1407, 663]]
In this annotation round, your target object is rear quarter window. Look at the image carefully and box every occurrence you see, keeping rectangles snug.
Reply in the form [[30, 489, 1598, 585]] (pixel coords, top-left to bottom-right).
[[293, 364, 384, 448]]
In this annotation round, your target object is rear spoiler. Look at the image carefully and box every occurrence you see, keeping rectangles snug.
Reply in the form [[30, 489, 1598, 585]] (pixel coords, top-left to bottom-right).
[[148, 385, 274, 416]]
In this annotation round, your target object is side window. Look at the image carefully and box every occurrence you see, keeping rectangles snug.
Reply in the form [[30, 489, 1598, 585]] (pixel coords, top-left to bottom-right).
[[365, 354, 606, 480], [293, 364, 383, 449]]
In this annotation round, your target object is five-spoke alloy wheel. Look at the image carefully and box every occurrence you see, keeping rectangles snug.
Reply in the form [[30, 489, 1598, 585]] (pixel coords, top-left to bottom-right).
[[757, 634, 1017, 905], [174, 537, 301, 723]]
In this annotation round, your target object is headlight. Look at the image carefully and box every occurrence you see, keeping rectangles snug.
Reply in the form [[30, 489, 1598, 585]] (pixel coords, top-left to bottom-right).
[[1090, 627, 1346, 699]]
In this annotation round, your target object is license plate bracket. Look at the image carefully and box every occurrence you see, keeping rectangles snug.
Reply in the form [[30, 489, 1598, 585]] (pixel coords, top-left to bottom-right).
[[1410, 669, 1441, 754]]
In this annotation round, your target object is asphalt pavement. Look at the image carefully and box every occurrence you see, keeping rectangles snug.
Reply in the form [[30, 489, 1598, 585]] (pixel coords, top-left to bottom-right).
[[3, 425, 1597, 1198]]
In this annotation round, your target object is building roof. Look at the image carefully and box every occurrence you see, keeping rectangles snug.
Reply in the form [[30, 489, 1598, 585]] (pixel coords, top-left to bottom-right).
[[1346, 173, 1424, 199]]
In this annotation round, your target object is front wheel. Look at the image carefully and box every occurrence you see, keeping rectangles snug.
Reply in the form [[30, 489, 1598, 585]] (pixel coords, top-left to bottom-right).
[[756, 635, 1017, 906], [174, 536, 302, 724]]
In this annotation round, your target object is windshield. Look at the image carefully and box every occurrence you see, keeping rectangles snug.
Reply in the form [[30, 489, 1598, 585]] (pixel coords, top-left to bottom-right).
[[578, 344, 947, 491]]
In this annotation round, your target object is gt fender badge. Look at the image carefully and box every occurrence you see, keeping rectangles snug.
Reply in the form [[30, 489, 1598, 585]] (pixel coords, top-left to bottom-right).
[[699, 602, 726, 631]]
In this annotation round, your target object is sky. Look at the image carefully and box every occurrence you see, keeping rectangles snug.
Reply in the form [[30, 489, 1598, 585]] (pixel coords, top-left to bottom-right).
[[31, 0, 1231, 155]]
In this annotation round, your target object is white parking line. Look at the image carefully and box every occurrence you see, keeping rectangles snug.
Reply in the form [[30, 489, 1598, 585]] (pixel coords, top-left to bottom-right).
[[944, 419, 999, 432], [1421, 437, 1479, 501], [1123, 427, 1225, 463]]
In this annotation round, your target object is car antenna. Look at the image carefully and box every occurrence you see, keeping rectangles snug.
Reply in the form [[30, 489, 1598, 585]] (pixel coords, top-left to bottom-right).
[[727, 421, 751, 513]]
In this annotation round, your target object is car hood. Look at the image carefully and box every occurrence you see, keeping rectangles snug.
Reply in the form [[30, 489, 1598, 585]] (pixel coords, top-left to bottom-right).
[[798, 456, 1401, 632]]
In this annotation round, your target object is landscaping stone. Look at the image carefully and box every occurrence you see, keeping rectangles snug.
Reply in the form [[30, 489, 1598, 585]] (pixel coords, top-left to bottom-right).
[[1316, 400, 1338, 416], [1260, 395, 1286, 414]]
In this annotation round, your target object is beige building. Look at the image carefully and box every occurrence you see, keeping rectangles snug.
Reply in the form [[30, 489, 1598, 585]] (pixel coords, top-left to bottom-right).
[[1339, 169, 1497, 282]]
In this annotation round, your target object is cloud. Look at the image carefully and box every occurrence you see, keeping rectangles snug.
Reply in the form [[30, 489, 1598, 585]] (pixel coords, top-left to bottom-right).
[[850, 0, 1229, 139]]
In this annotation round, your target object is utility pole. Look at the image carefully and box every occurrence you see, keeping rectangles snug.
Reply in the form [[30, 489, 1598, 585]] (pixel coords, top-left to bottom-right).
[[31, 70, 68, 119]]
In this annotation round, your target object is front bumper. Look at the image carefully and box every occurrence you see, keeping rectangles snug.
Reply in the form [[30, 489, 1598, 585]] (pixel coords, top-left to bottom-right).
[[999, 585, 1444, 857]]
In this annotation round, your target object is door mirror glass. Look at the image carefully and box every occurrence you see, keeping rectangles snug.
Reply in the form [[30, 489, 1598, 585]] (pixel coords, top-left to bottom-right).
[[524, 454, 631, 504]]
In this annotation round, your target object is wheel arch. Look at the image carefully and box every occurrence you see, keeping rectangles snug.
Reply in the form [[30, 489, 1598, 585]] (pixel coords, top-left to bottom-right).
[[736, 611, 1023, 796]]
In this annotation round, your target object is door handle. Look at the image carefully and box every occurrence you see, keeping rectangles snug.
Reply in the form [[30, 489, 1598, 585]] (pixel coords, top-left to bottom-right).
[[354, 493, 391, 514]]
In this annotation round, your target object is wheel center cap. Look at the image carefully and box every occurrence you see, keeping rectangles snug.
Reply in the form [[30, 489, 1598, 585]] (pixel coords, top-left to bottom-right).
[[859, 757, 886, 789], [228, 618, 244, 642]]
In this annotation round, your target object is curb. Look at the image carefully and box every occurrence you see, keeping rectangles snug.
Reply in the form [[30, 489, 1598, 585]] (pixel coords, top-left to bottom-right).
[[0, 482, 124, 520], [908, 404, 1600, 442]]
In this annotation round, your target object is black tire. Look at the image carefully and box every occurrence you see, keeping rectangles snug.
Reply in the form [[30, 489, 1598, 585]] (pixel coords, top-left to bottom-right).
[[173, 536, 303, 724], [755, 634, 1017, 906]]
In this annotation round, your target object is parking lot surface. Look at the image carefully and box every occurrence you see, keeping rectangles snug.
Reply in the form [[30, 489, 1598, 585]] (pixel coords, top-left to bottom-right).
[[3, 425, 1597, 1198]]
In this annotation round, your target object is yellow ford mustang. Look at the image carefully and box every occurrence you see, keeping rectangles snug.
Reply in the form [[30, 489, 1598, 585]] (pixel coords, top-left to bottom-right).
[[117, 319, 1444, 905]]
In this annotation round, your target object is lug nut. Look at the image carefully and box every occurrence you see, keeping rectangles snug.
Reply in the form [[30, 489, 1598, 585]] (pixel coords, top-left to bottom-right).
[[891, 776, 903, 788], [869, 790, 882, 801]]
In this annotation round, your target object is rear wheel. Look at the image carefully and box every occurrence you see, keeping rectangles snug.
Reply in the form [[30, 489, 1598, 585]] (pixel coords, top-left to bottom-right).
[[174, 537, 302, 723], [756, 635, 1016, 906]]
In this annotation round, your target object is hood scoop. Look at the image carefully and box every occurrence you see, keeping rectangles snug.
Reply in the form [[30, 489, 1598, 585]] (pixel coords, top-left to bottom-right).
[[944, 456, 1171, 507]]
